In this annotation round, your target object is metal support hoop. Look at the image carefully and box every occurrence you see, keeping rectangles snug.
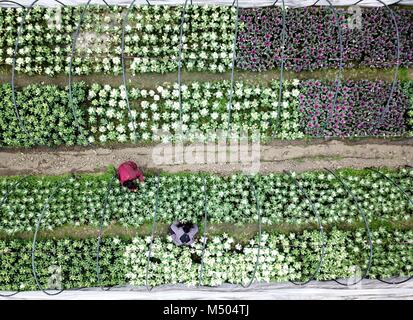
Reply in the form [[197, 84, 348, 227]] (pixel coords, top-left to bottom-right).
[[368, 167, 412, 284], [325, 168, 373, 286], [286, 171, 326, 285], [144, 173, 161, 291], [177, 0, 189, 133], [197, 175, 209, 287], [96, 175, 117, 291], [121, 0, 139, 142], [225, 0, 239, 141], [8, 0, 50, 146], [239, 176, 262, 288], [31, 178, 76, 296]]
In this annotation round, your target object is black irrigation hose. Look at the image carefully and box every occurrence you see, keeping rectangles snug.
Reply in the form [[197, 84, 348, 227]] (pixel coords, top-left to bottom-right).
[[368, 167, 413, 285], [198, 175, 209, 287], [0, 0, 25, 8], [177, 0, 189, 133], [239, 176, 262, 288], [285, 171, 326, 286], [96, 175, 117, 291], [9, 0, 50, 147], [3, 0, 70, 147], [324, 168, 373, 286], [31, 178, 75, 296], [55, 0, 66, 6], [225, 0, 239, 141], [145, 173, 161, 292], [121, 0, 139, 142]]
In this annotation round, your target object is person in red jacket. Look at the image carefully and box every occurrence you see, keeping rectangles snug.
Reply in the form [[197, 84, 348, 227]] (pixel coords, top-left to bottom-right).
[[117, 161, 145, 192]]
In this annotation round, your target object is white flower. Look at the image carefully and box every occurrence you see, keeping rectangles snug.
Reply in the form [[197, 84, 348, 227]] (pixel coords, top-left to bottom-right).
[[116, 125, 125, 133], [200, 108, 208, 117], [106, 108, 115, 118], [99, 135, 107, 143]]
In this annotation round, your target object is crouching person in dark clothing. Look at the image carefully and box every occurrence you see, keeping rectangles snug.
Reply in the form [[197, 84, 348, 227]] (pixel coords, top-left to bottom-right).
[[169, 221, 198, 246]]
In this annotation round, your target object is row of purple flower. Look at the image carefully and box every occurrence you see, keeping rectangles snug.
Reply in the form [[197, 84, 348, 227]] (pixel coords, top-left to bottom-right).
[[299, 79, 409, 137], [237, 7, 413, 72]]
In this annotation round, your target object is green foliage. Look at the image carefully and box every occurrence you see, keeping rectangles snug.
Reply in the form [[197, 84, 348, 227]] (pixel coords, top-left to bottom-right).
[[0, 83, 87, 147], [0, 228, 411, 290], [0, 238, 127, 291], [0, 168, 411, 234]]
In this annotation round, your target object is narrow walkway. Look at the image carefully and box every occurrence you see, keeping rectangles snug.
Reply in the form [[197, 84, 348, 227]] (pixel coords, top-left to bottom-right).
[[0, 138, 411, 176], [0, 67, 406, 88]]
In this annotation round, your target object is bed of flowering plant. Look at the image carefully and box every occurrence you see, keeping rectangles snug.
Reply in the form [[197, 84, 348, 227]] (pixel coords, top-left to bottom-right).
[[125, 228, 412, 287], [0, 5, 235, 76], [0, 83, 87, 147], [236, 7, 413, 72], [0, 168, 411, 234], [86, 79, 303, 144], [1, 6, 412, 76], [299, 80, 408, 137], [0, 78, 410, 147], [1, 227, 410, 290], [0, 238, 127, 291]]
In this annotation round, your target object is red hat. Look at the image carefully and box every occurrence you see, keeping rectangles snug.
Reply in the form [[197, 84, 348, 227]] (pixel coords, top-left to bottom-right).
[[117, 161, 145, 185]]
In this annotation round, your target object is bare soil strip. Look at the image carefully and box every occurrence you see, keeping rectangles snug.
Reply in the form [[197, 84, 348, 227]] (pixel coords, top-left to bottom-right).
[[2, 219, 410, 242], [0, 139, 412, 176], [0, 67, 408, 88]]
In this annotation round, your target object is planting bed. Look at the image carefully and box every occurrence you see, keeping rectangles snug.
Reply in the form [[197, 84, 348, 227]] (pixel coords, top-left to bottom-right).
[[0, 2, 412, 298]]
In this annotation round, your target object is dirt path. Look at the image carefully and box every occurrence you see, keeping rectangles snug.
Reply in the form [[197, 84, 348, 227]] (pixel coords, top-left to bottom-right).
[[0, 139, 412, 176], [0, 67, 406, 89]]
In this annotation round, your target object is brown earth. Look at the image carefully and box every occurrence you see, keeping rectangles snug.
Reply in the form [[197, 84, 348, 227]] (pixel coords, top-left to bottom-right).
[[0, 138, 412, 176], [0, 67, 407, 89]]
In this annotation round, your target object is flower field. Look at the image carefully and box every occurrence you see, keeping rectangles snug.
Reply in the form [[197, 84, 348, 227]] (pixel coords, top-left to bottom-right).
[[0, 79, 412, 147], [0, 168, 412, 234], [237, 7, 413, 72], [0, 2, 412, 295], [0, 228, 411, 290], [1, 6, 413, 75], [0, 168, 412, 289]]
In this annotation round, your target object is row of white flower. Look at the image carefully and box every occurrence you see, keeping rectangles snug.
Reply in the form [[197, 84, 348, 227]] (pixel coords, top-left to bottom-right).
[[86, 79, 303, 143], [124, 228, 412, 286], [0, 5, 236, 75]]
